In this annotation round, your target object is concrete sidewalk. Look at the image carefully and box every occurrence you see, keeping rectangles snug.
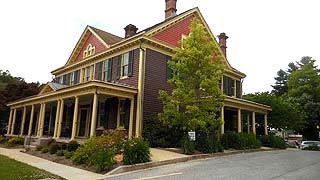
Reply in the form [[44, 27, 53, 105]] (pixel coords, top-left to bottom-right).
[[0, 147, 105, 180]]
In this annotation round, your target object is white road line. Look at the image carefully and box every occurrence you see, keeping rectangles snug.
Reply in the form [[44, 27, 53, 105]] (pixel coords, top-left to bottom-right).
[[132, 172, 183, 180]]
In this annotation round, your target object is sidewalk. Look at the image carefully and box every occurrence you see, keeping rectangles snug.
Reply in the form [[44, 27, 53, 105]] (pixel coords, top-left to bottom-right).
[[0, 147, 105, 180], [0, 147, 276, 180]]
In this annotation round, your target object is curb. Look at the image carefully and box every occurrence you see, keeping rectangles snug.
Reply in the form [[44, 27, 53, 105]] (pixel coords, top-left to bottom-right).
[[105, 148, 277, 176]]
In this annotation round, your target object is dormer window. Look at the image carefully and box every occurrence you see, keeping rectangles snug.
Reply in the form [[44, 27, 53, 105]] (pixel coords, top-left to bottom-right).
[[83, 44, 95, 58]]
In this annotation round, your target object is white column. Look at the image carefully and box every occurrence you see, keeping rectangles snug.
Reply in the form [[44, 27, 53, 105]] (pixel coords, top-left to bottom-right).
[[20, 106, 27, 136], [264, 114, 268, 135], [10, 109, 17, 135], [128, 98, 134, 138], [28, 105, 35, 137], [53, 100, 60, 138], [237, 109, 241, 133], [252, 112, 256, 134], [247, 113, 250, 133], [6, 108, 13, 135], [221, 106, 224, 135], [90, 93, 98, 137], [57, 99, 64, 139], [37, 104, 43, 137], [39, 103, 46, 137], [71, 96, 79, 140]]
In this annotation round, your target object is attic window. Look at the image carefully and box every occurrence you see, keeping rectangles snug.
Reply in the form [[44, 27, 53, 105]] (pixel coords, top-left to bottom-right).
[[83, 44, 96, 58]]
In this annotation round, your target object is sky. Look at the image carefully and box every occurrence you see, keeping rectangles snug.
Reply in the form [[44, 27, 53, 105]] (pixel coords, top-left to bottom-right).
[[0, 0, 319, 94]]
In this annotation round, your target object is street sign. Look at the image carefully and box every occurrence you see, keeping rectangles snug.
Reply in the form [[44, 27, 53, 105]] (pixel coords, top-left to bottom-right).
[[188, 131, 196, 141]]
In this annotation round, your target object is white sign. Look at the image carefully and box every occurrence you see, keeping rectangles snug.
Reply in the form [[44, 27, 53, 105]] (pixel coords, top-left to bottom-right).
[[188, 131, 196, 141]]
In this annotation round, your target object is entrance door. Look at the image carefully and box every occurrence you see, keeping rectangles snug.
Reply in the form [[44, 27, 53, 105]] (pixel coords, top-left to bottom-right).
[[78, 109, 88, 137]]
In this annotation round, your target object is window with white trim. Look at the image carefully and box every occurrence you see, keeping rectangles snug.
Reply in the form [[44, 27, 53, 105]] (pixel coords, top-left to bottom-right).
[[121, 53, 129, 78]]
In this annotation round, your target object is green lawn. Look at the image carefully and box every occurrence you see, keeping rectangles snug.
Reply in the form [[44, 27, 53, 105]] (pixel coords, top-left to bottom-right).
[[0, 154, 64, 180]]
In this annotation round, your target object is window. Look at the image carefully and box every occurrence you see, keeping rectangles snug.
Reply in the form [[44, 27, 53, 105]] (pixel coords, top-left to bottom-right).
[[223, 76, 234, 96], [85, 67, 91, 81], [70, 72, 75, 85], [60, 76, 64, 84], [63, 73, 70, 85], [83, 44, 95, 58], [118, 99, 130, 129], [236, 80, 241, 98], [121, 53, 129, 77], [95, 62, 103, 81], [103, 59, 112, 82]]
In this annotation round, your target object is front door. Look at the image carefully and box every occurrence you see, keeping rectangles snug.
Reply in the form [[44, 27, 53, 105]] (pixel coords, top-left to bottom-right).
[[78, 108, 89, 137]]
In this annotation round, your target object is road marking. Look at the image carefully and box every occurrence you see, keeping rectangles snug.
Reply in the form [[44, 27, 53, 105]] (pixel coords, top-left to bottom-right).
[[132, 172, 183, 180]]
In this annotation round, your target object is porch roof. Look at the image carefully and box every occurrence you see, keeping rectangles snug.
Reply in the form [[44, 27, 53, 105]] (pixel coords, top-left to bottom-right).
[[7, 80, 137, 108], [223, 96, 272, 114]]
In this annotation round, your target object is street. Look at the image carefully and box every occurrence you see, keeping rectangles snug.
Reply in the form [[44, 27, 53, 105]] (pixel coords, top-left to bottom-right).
[[104, 150, 320, 180]]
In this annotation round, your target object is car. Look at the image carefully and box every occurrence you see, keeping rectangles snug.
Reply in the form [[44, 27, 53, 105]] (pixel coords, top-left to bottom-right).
[[300, 141, 320, 149]]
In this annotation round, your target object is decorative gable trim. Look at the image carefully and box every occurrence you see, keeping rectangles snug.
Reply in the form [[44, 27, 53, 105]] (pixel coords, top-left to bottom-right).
[[39, 84, 54, 95]]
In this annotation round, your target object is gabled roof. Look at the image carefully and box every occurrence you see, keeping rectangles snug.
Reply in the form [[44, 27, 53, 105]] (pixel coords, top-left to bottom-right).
[[39, 82, 68, 95], [89, 26, 123, 45]]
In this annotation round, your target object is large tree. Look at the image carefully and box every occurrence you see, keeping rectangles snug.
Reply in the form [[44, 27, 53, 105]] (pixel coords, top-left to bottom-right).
[[158, 19, 224, 134]]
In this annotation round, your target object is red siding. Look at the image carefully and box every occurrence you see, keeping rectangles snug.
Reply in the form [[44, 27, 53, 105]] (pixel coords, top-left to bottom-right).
[[152, 15, 193, 48], [75, 33, 107, 62]]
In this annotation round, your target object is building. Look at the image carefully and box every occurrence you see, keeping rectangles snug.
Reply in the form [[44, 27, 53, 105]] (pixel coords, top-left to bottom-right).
[[6, 0, 271, 143]]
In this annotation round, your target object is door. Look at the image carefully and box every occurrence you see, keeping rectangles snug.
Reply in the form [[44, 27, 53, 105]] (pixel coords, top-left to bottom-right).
[[78, 109, 88, 137]]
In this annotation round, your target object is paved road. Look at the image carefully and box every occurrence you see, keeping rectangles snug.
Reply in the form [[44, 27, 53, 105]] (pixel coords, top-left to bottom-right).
[[103, 149, 320, 180]]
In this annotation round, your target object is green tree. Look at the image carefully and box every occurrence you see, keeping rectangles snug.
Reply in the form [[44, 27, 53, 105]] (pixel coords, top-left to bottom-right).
[[158, 19, 224, 134], [271, 69, 288, 96], [243, 92, 305, 130]]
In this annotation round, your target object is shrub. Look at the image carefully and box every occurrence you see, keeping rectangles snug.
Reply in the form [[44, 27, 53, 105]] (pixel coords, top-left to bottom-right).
[[258, 135, 286, 149], [47, 138, 56, 146], [258, 135, 271, 147], [221, 132, 261, 150], [246, 133, 261, 149], [123, 137, 150, 165], [36, 145, 43, 151], [64, 151, 74, 159], [302, 145, 320, 151], [221, 131, 240, 149], [61, 142, 67, 150], [181, 136, 195, 155], [7, 137, 24, 147], [90, 149, 115, 172], [56, 149, 65, 156], [41, 146, 49, 153], [67, 140, 79, 152], [102, 129, 126, 153], [196, 134, 223, 153], [49, 143, 62, 154], [0, 136, 9, 144]]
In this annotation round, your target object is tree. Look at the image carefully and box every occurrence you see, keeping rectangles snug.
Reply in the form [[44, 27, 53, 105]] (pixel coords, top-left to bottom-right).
[[271, 69, 288, 96], [243, 92, 305, 130], [158, 19, 224, 134]]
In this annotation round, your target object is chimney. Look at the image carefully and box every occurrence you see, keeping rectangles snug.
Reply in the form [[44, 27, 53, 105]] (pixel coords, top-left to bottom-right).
[[165, 0, 177, 19], [124, 24, 138, 38], [218, 32, 228, 58]]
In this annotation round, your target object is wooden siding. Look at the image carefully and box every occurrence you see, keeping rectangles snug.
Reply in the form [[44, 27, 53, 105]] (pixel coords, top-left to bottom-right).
[[143, 49, 173, 126], [75, 33, 107, 62], [152, 15, 193, 48]]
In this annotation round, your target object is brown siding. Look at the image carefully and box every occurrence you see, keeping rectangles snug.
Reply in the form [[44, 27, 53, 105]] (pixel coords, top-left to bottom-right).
[[111, 49, 139, 88], [143, 49, 173, 126]]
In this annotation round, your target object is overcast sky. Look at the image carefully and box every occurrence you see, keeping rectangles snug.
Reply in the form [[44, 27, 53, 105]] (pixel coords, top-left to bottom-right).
[[0, 0, 319, 94]]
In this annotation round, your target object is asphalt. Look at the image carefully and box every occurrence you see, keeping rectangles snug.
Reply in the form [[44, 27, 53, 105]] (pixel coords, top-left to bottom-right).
[[0, 147, 275, 180]]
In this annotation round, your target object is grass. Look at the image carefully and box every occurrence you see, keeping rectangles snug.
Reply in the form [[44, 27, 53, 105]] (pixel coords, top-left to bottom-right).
[[0, 154, 65, 180]]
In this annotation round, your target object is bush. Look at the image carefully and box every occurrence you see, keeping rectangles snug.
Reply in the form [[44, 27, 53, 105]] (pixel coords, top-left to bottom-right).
[[181, 136, 195, 155], [302, 145, 320, 151], [123, 137, 150, 165], [64, 151, 74, 159], [90, 149, 115, 172], [72, 138, 98, 165], [196, 134, 223, 153], [7, 137, 24, 147], [41, 146, 49, 153], [61, 142, 67, 150], [221, 132, 261, 150], [258, 135, 286, 149], [0, 136, 9, 144], [67, 140, 79, 152], [56, 149, 65, 156], [102, 129, 126, 153], [36, 145, 43, 151], [49, 143, 62, 154]]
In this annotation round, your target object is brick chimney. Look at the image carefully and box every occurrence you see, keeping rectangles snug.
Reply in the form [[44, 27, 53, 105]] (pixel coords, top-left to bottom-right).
[[165, 0, 177, 19], [124, 24, 138, 38], [218, 32, 228, 58]]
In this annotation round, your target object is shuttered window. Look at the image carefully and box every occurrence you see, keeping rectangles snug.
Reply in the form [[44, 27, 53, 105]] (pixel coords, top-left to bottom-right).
[[95, 62, 103, 80], [103, 59, 112, 82]]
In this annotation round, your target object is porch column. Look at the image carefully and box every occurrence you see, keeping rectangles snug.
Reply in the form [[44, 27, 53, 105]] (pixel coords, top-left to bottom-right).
[[252, 112, 256, 134], [28, 105, 35, 137], [247, 113, 250, 133], [37, 104, 43, 136], [10, 108, 17, 135], [237, 109, 241, 133], [128, 98, 134, 138], [53, 100, 61, 138], [221, 106, 224, 135], [71, 96, 79, 140], [6, 108, 13, 135], [90, 93, 98, 137], [264, 114, 268, 135], [39, 103, 46, 137], [57, 99, 64, 139], [20, 106, 27, 136]]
